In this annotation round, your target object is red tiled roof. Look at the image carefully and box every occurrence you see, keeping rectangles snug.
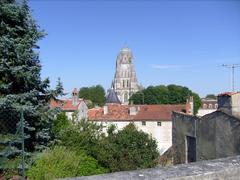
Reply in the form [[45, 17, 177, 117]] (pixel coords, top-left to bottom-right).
[[88, 104, 185, 122], [134, 105, 185, 120], [50, 99, 82, 111]]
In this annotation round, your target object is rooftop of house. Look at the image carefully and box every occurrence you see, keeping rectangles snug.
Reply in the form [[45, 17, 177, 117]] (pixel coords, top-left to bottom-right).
[[218, 92, 240, 96], [200, 110, 240, 121], [50, 98, 83, 111], [88, 104, 186, 121], [201, 98, 217, 102]]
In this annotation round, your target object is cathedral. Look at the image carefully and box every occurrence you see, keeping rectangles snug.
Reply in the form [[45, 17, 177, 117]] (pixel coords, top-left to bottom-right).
[[111, 47, 141, 104]]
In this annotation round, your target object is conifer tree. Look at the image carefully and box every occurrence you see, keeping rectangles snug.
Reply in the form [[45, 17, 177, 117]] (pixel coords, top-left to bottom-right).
[[0, 0, 63, 153]]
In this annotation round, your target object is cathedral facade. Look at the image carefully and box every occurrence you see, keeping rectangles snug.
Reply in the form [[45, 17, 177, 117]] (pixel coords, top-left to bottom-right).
[[111, 47, 140, 104]]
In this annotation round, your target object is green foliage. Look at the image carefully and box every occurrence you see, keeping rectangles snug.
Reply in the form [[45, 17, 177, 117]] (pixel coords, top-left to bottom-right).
[[0, 0, 63, 152], [52, 112, 70, 136], [191, 92, 202, 115], [130, 84, 201, 115], [106, 124, 117, 135], [0, 133, 21, 168], [57, 120, 159, 173], [79, 85, 106, 107], [96, 123, 159, 172], [57, 119, 104, 156], [205, 94, 217, 99], [27, 146, 107, 180]]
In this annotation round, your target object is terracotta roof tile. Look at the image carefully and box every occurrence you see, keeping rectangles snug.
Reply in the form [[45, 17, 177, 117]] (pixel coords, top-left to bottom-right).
[[50, 99, 82, 111], [134, 105, 185, 121], [88, 104, 185, 121]]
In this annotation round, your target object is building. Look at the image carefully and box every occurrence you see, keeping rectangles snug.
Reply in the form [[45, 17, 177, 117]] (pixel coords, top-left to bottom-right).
[[172, 92, 240, 164], [197, 98, 218, 117], [50, 88, 88, 121], [88, 89, 189, 154], [111, 47, 141, 104]]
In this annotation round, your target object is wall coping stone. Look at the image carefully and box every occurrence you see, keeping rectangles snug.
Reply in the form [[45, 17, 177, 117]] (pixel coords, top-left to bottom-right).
[[62, 156, 240, 180]]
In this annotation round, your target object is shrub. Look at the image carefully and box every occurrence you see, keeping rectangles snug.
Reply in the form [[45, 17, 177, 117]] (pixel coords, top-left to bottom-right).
[[52, 112, 70, 136], [58, 119, 104, 156], [27, 146, 107, 180], [96, 123, 159, 172]]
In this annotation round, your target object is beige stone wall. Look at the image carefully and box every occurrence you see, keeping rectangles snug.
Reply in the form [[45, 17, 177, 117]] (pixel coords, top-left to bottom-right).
[[231, 93, 240, 118]]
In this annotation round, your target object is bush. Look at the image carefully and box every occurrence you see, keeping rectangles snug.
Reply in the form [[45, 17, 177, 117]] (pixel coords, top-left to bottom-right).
[[27, 146, 107, 180], [96, 124, 159, 172], [52, 112, 70, 136], [58, 119, 104, 156], [56, 121, 159, 173]]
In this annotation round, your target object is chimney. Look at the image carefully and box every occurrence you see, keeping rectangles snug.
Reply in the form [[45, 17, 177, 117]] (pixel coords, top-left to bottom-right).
[[218, 92, 240, 118], [186, 96, 194, 115], [72, 88, 78, 106], [103, 105, 108, 115], [129, 105, 140, 115]]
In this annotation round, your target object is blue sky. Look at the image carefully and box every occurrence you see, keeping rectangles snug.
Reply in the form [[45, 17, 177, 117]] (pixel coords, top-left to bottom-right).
[[29, 0, 240, 97]]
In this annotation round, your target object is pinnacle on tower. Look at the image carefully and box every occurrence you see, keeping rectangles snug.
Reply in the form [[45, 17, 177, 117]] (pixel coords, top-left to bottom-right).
[[112, 47, 140, 104]]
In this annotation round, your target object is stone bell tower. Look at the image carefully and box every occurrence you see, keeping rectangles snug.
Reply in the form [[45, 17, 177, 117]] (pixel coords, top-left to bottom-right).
[[112, 47, 140, 104]]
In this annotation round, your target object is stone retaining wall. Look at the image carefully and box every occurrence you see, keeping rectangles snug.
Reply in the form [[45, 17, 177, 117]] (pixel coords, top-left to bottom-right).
[[63, 155, 240, 180]]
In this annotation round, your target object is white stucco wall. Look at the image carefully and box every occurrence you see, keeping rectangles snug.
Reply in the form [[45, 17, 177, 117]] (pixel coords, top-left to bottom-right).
[[197, 109, 216, 117], [96, 120, 172, 155], [65, 101, 88, 121]]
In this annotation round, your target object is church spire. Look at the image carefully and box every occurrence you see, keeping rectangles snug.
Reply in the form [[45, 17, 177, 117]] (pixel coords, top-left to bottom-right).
[[112, 46, 140, 104]]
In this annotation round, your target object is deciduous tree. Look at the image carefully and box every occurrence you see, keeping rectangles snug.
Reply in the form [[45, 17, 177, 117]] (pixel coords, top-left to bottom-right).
[[130, 84, 201, 114], [79, 85, 106, 107]]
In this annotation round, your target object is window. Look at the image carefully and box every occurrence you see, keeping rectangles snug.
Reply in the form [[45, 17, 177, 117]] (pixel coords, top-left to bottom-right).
[[203, 104, 207, 109], [215, 104, 218, 109], [209, 104, 212, 109], [157, 122, 161, 126], [142, 121, 146, 126], [124, 92, 128, 103]]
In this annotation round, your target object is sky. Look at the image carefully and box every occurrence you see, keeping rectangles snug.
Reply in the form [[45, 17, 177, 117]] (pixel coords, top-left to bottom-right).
[[28, 0, 240, 97]]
